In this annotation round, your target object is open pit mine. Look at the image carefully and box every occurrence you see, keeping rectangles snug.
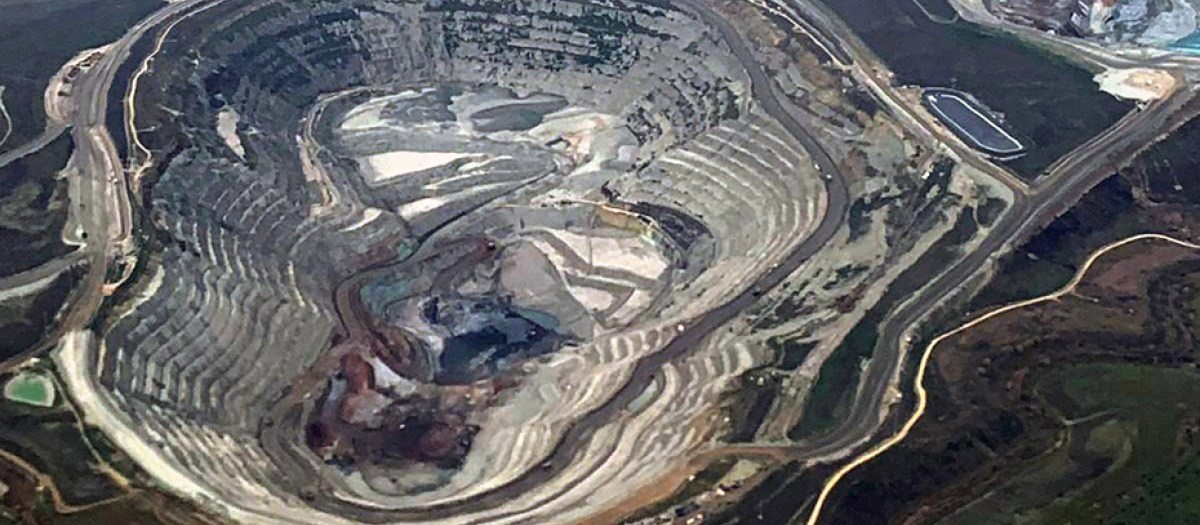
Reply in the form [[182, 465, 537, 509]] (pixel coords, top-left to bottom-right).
[[70, 0, 833, 523]]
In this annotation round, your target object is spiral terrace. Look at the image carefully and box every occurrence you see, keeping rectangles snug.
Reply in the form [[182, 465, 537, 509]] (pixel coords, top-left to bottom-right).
[[81, 0, 832, 522]]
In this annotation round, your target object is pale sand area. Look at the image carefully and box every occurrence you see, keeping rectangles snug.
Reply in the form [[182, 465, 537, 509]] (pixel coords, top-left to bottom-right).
[[525, 107, 638, 203], [570, 287, 616, 312], [528, 108, 633, 173], [365, 150, 480, 184], [524, 228, 669, 321], [339, 89, 429, 131], [612, 289, 654, 325], [424, 156, 514, 191], [216, 107, 245, 158], [1096, 68, 1177, 101], [529, 236, 620, 313], [548, 229, 668, 280]]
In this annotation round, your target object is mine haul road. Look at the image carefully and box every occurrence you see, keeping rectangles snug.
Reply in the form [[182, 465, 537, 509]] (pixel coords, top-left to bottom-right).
[[31, 0, 851, 519], [775, 0, 1199, 492], [40, 0, 1196, 522], [290, 0, 853, 521], [0, 0, 212, 371], [340, 0, 1186, 513]]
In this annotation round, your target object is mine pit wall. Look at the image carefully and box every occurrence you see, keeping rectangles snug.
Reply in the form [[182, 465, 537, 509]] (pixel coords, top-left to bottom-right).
[[139, 0, 751, 253], [149, 0, 748, 205], [609, 106, 827, 320], [99, 0, 762, 521]]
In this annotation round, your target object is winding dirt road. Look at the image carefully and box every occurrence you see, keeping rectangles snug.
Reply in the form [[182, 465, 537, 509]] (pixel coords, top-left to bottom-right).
[[803, 232, 1200, 525]]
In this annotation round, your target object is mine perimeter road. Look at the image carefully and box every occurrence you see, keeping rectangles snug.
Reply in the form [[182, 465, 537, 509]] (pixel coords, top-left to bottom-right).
[[0, 122, 67, 170], [23, 0, 1196, 521], [0, 0, 215, 373], [0, 252, 88, 302], [763, 0, 1200, 504], [788, 85, 1200, 513]]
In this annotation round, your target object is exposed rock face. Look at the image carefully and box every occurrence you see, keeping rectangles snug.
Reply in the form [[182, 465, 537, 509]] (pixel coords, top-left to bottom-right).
[[97, 0, 824, 523]]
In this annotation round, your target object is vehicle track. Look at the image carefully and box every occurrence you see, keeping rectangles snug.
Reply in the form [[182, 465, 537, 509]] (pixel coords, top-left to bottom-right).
[[0, 86, 12, 150], [803, 232, 1200, 525]]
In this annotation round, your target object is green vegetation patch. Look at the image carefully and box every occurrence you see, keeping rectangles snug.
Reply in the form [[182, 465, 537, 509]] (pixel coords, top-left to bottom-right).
[[1024, 364, 1200, 525], [0, 366, 126, 506], [1190, 283, 1200, 341], [723, 368, 783, 443], [819, 0, 1130, 179], [0, 265, 83, 363]]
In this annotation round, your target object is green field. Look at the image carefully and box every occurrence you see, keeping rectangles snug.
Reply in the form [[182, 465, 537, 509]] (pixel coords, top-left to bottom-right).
[[934, 364, 1200, 525], [1026, 365, 1200, 525]]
